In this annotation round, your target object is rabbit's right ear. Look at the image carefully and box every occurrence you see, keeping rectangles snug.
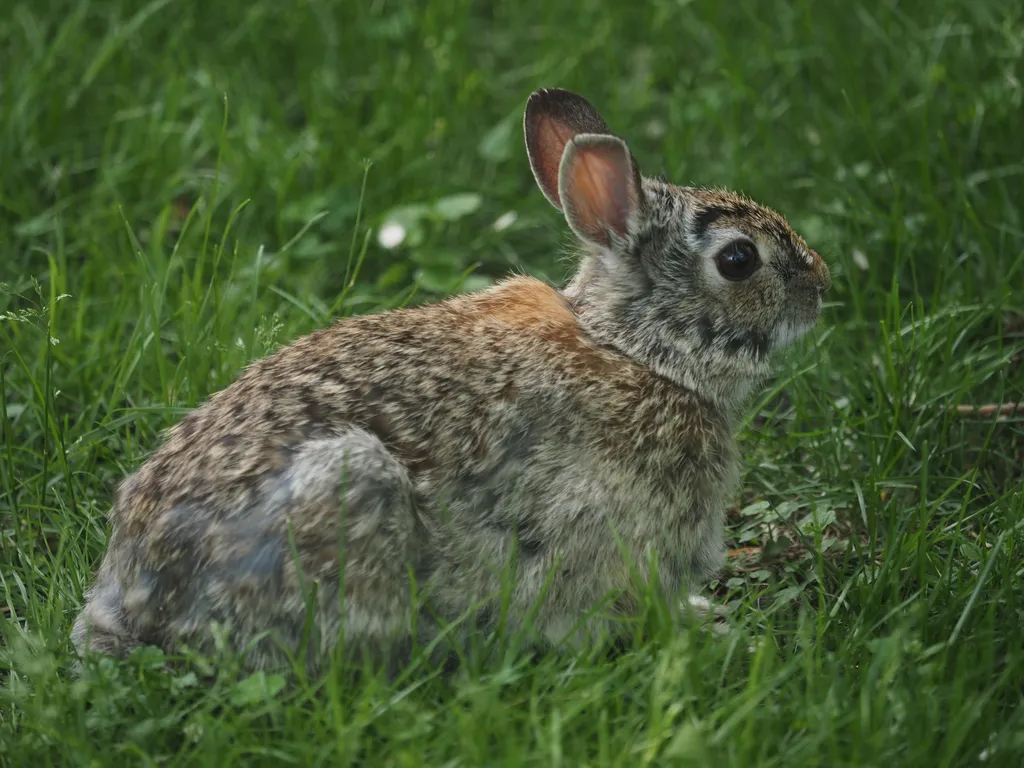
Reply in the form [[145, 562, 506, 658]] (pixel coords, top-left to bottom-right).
[[524, 88, 613, 210]]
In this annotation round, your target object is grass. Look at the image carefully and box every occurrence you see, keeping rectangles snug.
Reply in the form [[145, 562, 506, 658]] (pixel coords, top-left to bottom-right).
[[2, 0, 1023, 763]]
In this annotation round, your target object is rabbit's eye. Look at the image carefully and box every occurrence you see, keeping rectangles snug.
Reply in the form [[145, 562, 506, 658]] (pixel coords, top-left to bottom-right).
[[715, 241, 761, 281]]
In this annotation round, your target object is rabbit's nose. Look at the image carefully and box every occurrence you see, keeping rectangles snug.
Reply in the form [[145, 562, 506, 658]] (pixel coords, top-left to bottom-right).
[[809, 250, 832, 294], [818, 270, 832, 295]]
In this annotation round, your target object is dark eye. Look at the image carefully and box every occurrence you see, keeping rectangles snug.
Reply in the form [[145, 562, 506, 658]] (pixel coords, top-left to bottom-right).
[[715, 241, 761, 281]]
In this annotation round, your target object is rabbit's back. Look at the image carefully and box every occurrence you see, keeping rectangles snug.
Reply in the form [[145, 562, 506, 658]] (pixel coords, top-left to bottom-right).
[[119, 276, 725, 529]]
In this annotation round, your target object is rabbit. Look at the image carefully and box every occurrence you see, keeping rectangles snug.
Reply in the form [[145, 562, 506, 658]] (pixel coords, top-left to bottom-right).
[[71, 87, 831, 674]]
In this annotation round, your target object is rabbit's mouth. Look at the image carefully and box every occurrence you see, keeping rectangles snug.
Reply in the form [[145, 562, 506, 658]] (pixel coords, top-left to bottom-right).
[[771, 314, 820, 348]]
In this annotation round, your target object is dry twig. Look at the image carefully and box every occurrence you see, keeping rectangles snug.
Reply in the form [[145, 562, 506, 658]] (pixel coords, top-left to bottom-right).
[[951, 403, 1024, 418]]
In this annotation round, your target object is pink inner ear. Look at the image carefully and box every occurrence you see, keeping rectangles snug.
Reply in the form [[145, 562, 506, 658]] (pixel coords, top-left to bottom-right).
[[530, 115, 577, 209], [561, 138, 639, 247]]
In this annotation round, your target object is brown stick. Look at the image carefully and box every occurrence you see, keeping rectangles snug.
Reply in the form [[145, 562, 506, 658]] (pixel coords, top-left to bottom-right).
[[952, 403, 1024, 417]]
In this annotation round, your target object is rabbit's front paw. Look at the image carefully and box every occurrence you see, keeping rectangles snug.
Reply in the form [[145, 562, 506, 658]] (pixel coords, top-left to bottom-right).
[[682, 593, 730, 636], [683, 595, 764, 655]]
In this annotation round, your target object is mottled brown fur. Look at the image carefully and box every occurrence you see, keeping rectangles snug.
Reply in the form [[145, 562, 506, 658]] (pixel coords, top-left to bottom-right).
[[72, 88, 831, 673]]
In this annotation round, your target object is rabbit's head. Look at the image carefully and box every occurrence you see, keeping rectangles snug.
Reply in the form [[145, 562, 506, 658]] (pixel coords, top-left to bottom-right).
[[524, 87, 832, 410]]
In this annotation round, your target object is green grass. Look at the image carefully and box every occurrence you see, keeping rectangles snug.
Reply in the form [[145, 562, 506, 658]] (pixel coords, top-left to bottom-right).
[[2, 0, 1024, 764]]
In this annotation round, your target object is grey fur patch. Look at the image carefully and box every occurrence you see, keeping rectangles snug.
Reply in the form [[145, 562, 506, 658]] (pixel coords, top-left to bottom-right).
[[229, 534, 285, 581], [158, 502, 210, 544]]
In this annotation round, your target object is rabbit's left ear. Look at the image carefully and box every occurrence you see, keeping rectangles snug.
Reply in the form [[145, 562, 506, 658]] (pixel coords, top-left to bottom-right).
[[556, 133, 643, 249]]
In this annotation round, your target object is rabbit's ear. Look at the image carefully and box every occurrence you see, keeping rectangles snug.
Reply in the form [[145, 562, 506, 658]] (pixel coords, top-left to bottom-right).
[[557, 133, 644, 249], [524, 88, 613, 210]]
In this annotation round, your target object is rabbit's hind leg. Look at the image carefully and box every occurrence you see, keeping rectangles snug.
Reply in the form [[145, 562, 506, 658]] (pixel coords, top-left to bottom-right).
[[71, 427, 430, 675], [249, 427, 431, 671]]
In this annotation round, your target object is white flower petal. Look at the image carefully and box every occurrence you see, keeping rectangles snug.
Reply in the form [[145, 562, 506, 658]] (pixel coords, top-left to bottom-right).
[[377, 222, 407, 249]]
